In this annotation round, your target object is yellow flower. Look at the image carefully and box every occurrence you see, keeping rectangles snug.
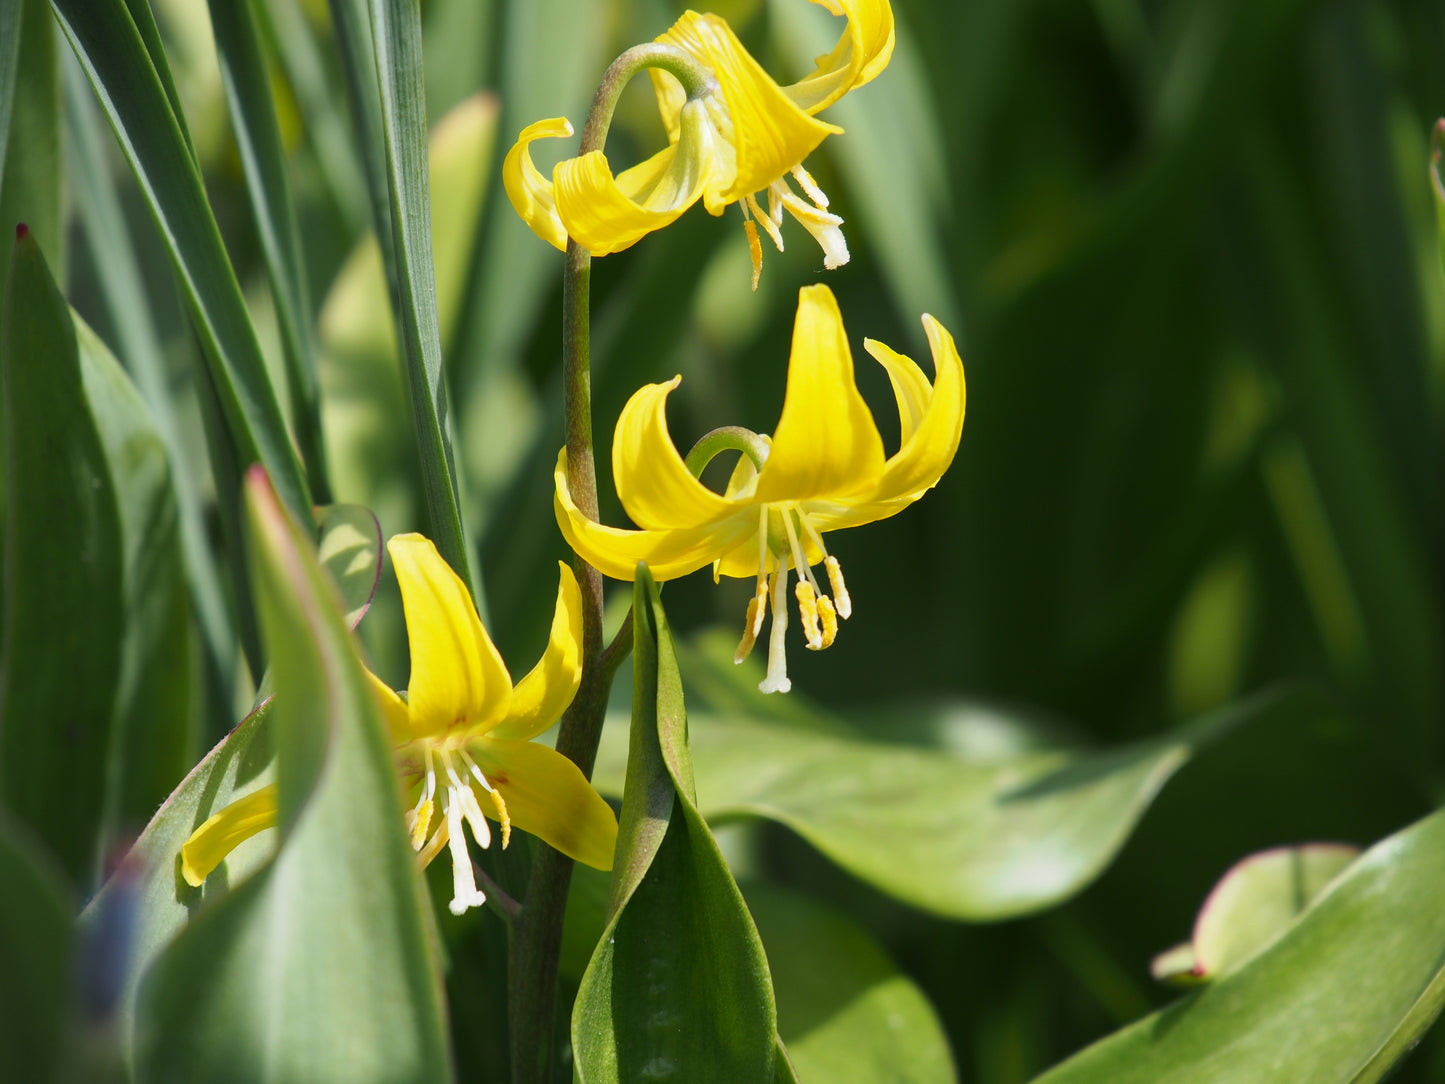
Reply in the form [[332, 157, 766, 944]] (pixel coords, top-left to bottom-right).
[[181, 535, 618, 915], [503, 0, 894, 287], [554, 284, 964, 693]]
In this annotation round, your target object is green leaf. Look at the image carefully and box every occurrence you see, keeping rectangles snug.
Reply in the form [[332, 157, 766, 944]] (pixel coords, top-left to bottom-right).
[[367, 0, 474, 597], [315, 503, 384, 629], [573, 567, 780, 1083], [596, 637, 1281, 921], [1431, 119, 1445, 285], [0, 816, 73, 1084], [50, 0, 311, 522], [0, 0, 61, 308], [75, 315, 197, 848], [0, 227, 122, 885], [133, 471, 451, 1083], [747, 883, 956, 1084], [1030, 807, 1445, 1084], [1150, 843, 1358, 985], [207, 0, 329, 500]]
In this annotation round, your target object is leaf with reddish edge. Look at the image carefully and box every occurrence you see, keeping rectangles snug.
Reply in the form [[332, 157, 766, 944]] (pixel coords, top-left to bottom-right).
[[1151, 843, 1359, 985]]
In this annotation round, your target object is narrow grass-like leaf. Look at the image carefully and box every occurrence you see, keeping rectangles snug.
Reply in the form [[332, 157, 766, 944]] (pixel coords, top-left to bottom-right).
[[0, 228, 121, 886], [0, 0, 21, 191], [573, 567, 779, 1083], [50, 0, 311, 522], [0, 0, 60, 304], [208, 0, 330, 500], [1029, 808, 1445, 1084], [61, 52, 236, 693], [366, 0, 475, 597], [134, 472, 451, 1083]]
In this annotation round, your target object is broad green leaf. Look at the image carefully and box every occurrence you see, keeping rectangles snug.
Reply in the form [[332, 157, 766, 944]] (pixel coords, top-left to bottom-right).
[[1030, 807, 1445, 1084], [573, 567, 780, 1083], [208, 0, 329, 499], [367, 0, 474, 597], [747, 884, 956, 1084], [133, 471, 451, 1084], [596, 636, 1280, 921], [75, 315, 197, 850], [0, 0, 60, 308], [0, 816, 73, 1084], [50, 0, 311, 522], [1150, 843, 1358, 985], [0, 227, 122, 885], [79, 498, 384, 1037]]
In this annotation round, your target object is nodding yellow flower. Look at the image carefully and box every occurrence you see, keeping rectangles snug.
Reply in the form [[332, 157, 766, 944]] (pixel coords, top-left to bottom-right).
[[503, 0, 894, 287], [555, 284, 964, 693], [181, 535, 618, 915]]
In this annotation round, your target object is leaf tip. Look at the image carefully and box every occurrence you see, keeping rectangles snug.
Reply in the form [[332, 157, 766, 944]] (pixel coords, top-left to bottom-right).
[[14, 222, 27, 242]]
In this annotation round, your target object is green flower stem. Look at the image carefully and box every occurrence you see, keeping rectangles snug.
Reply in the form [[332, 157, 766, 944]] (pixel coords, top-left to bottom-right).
[[685, 425, 771, 477], [507, 41, 716, 1084]]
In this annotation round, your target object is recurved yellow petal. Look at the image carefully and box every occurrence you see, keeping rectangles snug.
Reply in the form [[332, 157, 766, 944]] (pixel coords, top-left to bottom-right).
[[785, 0, 896, 115], [867, 335, 932, 445], [489, 563, 584, 741], [180, 783, 278, 888], [555, 450, 748, 580], [659, 12, 840, 207], [754, 284, 885, 503], [613, 377, 737, 531], [502, 117, 575, 252], [366, 668, 413, 743], [871, 313, 966, 503], [468, 738, 619, 870], [390, 534, 513, 739]]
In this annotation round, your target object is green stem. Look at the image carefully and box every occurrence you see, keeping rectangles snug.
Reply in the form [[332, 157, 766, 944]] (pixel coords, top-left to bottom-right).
[[507, 40, 715, 1084]]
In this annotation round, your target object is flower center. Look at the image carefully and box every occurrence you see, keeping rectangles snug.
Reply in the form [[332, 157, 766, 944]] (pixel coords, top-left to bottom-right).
[[404, 743, 512, 915], [733, 503, 852, 694], [739, 164, 848, 289]]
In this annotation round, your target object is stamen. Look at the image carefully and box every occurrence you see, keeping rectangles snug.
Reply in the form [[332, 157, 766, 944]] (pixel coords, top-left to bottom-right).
[[817, 595, 838, 649], [443, 753, 491, 850], [759, 563, 792, 694], [445, 796, 486, 915], [825, 555, 852, 620], [747, 193, 785, 252], [790, 163, 830, 208], [457, 747, 494, 793], [406, 797, 433, 850], [774, 189, 848, 270], [734, 581, 769, 664], [741, 211, 763, 291], [490, 789, 512, 849], [767, 184, 785, 227], [782, 509, 821, 596], [416, 816, 449, 869], [795, 580, 823, 650]]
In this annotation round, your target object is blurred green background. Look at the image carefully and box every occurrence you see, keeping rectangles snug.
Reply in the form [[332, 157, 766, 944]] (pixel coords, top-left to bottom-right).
[[37, 0, 1445, 1079]]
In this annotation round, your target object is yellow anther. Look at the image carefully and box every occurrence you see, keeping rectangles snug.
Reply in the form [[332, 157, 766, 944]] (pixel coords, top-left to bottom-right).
[[795, 580, 822, 650], [825, 555, 851, 620], [491, 789, 512, 850], [817, 595, 838, 649], [734, 583, 768, 663], [408, 797, 434, 850], [744, 217, 762, 291]]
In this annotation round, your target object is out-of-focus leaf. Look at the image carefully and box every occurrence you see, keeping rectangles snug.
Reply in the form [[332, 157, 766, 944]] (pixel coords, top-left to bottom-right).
[[573, 567, 781, 1083], [768, 0, 959, 329], [1430, 119, 1445, 303], [50, 0, 311, 522], [0, 0, 60, 308], [75, 316, 197, 848], [366, 0, 473, 596], [0, 816, 73, 1084], [1150, 843, 1358, 985], [319, 92, 498, 535], [208, 0, 328, 499], [0, 228, 121, 886], [595, 636, 1282, 921], [1030, 808, 1445, 1084], [133, 471, 451, 1083], [315, 503, 383, 629], [747, 883, 956, 1083]]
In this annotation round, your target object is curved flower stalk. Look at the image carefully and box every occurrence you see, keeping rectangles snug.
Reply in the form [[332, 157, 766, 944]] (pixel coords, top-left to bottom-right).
[[182, 535, 618, 915], [555, 284, 965, 693], [504, 0, 894, 287]]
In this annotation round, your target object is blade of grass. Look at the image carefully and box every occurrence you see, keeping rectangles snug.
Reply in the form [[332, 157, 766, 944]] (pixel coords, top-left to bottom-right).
[[366, 0, 478, 601], [208, 0, 330, 501], [50, 0, 311, 523], [0, 0, 20, 189]]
